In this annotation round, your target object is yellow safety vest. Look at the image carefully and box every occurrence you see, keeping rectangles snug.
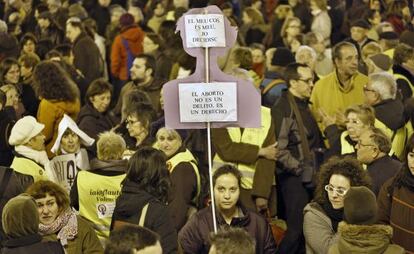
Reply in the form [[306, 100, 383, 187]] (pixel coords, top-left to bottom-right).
[[340, 131, 355, 155], [375, 119, 413, 160], [213, 107, 272, 189], [168, 149, 201, 204], [394, 73, 414, 94], [10, 157, 48, 182], [77, 171, 125, 241]]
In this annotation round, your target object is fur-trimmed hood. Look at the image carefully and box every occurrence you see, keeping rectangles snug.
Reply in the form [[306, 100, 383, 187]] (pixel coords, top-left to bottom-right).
[[329, 222, 405, 254]]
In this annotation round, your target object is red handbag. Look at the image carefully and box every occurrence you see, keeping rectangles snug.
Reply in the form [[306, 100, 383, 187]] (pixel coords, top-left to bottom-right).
[[266, 210, 287, 245]]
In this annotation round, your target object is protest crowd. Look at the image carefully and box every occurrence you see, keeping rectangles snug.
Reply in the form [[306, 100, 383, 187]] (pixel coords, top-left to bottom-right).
[[1, 0, 414, 253]]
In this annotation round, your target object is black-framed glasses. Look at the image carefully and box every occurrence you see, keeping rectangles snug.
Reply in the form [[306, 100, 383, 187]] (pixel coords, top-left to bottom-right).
[[324, 185, 348, 196]]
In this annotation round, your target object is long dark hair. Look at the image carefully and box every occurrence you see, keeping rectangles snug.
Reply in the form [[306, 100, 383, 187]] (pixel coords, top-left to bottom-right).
[[125, 147, 170, 203], [32, 60, 79, 101]]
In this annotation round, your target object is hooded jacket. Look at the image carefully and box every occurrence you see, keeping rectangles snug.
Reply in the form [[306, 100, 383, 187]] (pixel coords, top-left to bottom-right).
[[111, 26, 145, 81], [110, 179, 178, 254], [1, 194, 65, 253], [37, 99, 80, 158], [328, 222, 405, 254], [0, 171, 32, 245], [178, 205, 277, 254]]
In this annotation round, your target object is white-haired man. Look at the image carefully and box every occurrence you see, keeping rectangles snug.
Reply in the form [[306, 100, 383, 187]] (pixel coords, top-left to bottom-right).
[[364, 72, 409, 158]]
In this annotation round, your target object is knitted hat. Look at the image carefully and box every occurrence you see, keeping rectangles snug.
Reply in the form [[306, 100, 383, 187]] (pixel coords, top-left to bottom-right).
[[119, 13, 135, 28], [343, 186, 377, 225], [379, 31, 399, 40], [351, 19, 370, 29], [2, 194, 39, 238], [271, 47, 295, 67], [369, 53, 392, 71], [9, 116, 45, 146], [399, 30, 414, 48]]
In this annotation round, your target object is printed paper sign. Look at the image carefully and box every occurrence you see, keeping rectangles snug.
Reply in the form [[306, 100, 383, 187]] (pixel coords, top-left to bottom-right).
[[96, 203, 116, 219], [51, 154, 78, 191], [179, 82, 237, 122], [185, 14, 226, 48]]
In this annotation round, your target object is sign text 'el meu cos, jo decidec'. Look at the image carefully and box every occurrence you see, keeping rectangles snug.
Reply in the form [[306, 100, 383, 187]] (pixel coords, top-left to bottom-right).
[[185, 14, 226, 48]]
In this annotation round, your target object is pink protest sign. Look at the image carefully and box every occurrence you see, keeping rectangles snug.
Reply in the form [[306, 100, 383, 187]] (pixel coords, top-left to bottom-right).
[[163, 5, 261, 129]]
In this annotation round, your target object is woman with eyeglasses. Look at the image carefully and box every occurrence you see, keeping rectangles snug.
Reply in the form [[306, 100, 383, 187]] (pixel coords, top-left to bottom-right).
[[319, 104, 375, 157], [279, 16, 303, 52], [303, 156, 371, 254], [122, 101, 156, 158]]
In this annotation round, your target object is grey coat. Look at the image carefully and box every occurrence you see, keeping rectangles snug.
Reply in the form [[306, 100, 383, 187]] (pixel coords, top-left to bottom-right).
[[303, 202, 339, 254]]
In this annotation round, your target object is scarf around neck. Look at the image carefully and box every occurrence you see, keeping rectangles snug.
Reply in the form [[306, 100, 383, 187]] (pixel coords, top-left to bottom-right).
[[15, 145, 49, 166], [322, 202, 344, 232], [38, 208, 78, 246]]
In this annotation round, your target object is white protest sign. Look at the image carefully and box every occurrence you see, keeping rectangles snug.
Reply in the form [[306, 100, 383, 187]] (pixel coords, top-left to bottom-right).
[[179, 82, 237, 122], [185, 14, 226, 48], [51, 154, 78, 191]]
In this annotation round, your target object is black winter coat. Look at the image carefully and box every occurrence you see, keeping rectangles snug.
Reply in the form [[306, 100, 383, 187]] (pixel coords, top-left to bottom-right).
[[367, 155, 402, 196], [178, 206, 277, 254], [110, 180, 178, 254], [72, 33, 103, 85], [374, 99, 407, 132], [1, 234, 64, 254], [17, 79, 39, 117], [0, 107, 16, 167], [271, 90, 325, 173], [77, 103, 117, 140], [0, 167, 33, 246]]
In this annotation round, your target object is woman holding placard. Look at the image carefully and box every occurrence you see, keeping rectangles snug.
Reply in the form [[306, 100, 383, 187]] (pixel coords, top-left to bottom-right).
[[179, 164, 276, 254]]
